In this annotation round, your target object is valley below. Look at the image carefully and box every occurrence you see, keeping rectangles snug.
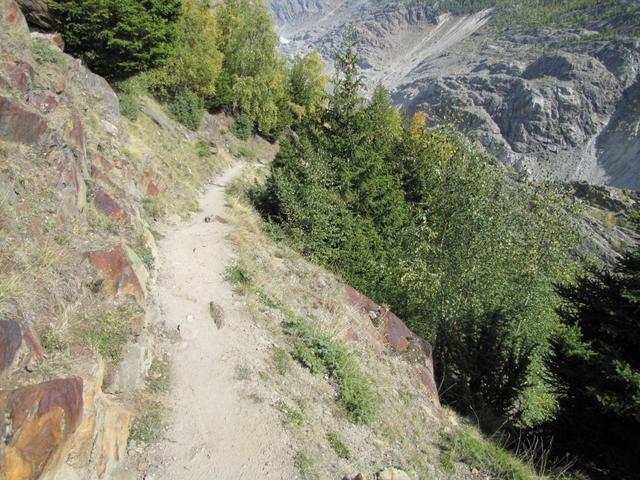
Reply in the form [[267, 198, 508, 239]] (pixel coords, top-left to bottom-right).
[[271, 0, 640, 190]]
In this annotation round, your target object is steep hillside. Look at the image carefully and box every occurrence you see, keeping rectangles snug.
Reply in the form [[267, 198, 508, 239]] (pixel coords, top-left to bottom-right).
[[0, 2, 228, 477], [271, 0, 640, 189], [0, 2, 555, 479]]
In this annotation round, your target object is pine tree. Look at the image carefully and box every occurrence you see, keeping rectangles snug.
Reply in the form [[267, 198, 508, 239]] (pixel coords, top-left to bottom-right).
[[50, 0, 181, 79], [545, 247, 640, 479]]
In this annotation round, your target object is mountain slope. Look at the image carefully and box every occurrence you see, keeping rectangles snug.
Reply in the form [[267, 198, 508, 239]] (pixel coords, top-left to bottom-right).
[[271, 0, 640, 189]]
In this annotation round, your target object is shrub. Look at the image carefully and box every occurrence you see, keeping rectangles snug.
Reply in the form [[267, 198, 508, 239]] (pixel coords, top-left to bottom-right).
[[230, 114, 253, 140], [168, 90, 204, 130], [49, 0, 181, 79]]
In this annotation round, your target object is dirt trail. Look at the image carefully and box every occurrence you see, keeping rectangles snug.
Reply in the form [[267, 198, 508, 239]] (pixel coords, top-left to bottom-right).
[[148, 163, 296, 479]]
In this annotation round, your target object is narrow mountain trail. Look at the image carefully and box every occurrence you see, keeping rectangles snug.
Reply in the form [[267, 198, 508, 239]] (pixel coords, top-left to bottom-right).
[[146, 163, 297, 479]]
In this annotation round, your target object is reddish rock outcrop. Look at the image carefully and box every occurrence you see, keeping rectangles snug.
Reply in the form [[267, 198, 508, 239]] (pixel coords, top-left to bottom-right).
[[0, 96, 48, 145], [0, 319, 22, 374], [61, 361, 133, 479], [2, 58, 33, 93], [142, 165, 164, 197], [0, 378, 83, 480], [344, 284, 440, 404], [89, 245, 149, 305], [93, 187, 130, 224]]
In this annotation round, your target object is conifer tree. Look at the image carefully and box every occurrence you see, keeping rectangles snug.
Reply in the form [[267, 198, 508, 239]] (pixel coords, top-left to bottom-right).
[[50, 0, 181, 79], [545, 247, 640, 479]]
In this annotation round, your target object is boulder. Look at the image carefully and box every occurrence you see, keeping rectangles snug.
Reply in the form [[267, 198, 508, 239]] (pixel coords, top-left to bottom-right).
[[88, 244, 149, 305], [0, 96, 48, 145], [0, 377, 84, 480], [344, 284, 439, 405]]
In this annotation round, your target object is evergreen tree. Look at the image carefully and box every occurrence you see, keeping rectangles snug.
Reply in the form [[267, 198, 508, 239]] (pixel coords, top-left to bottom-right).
[[50, 0, 181, 79], [545, 247, 640, 479]]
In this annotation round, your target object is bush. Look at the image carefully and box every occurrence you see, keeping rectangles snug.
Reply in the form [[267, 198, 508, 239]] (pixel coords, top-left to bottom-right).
[[49, 0, 181, 79], [230, 114, 253, 140], [168, 91, 204, 130]]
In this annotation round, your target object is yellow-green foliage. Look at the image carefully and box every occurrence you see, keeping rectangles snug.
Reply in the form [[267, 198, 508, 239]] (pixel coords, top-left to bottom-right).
[[148, 0, 223, 102], [215, 0, 291, 138], [288, 51, 329, 123], [439, 430, 538, 480]]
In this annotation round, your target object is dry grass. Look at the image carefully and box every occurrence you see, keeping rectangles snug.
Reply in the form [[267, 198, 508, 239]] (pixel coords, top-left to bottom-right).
[[122, 97, 229, 219]]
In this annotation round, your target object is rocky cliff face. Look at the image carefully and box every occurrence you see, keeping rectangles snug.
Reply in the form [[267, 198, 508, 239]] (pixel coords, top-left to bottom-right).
[[271, 0, 640, 190], [0, 2, 223, 478]]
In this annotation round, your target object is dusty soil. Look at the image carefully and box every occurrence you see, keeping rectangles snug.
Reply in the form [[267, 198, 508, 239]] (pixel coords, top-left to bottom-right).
[[145, 163, 297, 479]]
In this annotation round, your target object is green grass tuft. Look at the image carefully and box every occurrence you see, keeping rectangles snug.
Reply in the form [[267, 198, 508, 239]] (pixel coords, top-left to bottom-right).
[[284, 319, 376, 424], [274, 400, 305, 426], [224, 261, 253, 290], [195, 140, 213, 158], [272, 346, 291, 375], [132, 233, 154, 271], [129, 400, 165, 444], [439, 431, 537, 480], [74, 305, 135, 363], [327, 432, 351, 460], [295, 451, 318, 480], [118, 93, 140, 121], [31, 39, 68, 67], [148, 354, 171, 393]]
